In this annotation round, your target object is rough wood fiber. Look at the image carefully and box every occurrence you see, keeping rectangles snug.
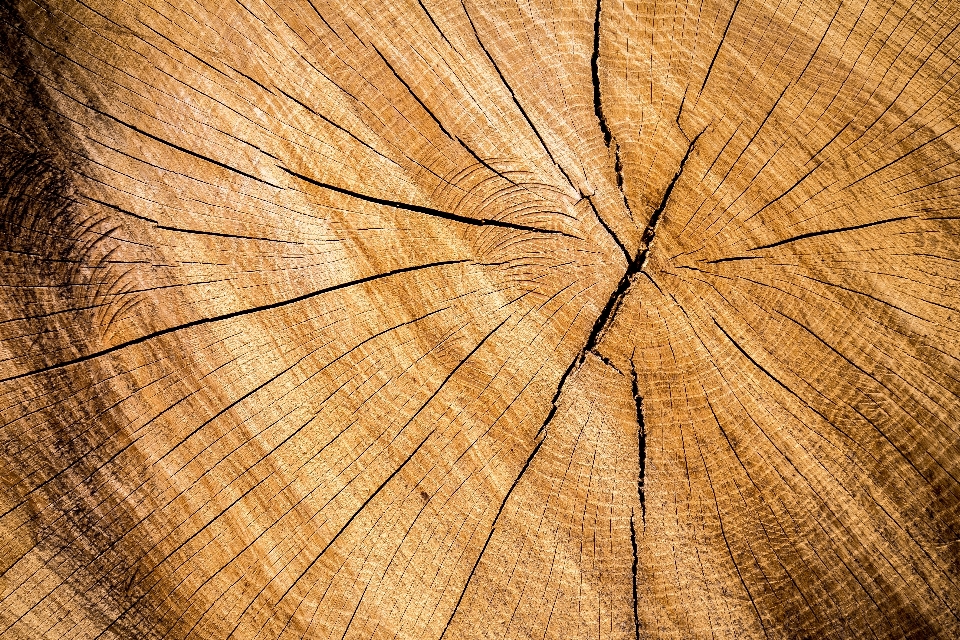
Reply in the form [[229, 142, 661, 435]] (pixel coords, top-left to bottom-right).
[[1, 0, 960, 637]]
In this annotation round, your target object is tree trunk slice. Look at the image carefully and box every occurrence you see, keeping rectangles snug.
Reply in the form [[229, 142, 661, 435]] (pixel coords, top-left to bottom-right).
[[2, 0, 959, 637]]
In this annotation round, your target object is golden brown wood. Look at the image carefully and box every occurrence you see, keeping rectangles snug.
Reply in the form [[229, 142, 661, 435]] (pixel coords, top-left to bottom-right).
[[2, 0, 959, 637]]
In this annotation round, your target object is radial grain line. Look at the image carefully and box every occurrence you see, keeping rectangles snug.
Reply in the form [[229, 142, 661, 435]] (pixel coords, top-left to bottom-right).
[[224, 60, 274, 95], [747, 215, 915, 251], [81, 195, 159, 223], [712, 319, 830, 425], [439, 434, 546, 639], [161, 306, 448, 472], [460, 0, 572, 188], [394, 316, 510, 438], [239, 428, 435, 639], [699, 0, 741, 94], [89, 107, 282, 188], [276, 87, 385, 157], [280, 166, 575, 238], [260, 316, 507, 634], [697, 435, 772, 639], [0, 260, 467, 384], [745, 161, 822, 221], [91, 472, 273, 640], [339, 583, 369, 640]]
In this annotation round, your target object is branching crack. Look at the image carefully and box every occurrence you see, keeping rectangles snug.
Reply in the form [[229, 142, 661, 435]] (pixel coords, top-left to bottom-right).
[[534, 131, 703, 451], [582, 130, 703, 358]]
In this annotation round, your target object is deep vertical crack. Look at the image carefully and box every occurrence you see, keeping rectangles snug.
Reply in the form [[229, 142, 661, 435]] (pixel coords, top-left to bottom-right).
[[592, 0, 611, 147], [614, 141, 634, 220], [525, 137, 703, 640], [630, 510, 641, 640], [526, 137, 702, 639], [631, 369, 646, 525]]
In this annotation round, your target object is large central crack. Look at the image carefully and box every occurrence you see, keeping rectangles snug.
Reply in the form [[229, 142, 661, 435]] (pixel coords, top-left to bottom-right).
[[585, 130, 702, 359], [538, 129, 701, 502], [448, 132, 701, 636]]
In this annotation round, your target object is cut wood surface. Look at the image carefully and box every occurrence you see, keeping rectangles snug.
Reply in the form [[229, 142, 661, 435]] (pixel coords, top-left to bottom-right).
[[2, 0, 960, 637]]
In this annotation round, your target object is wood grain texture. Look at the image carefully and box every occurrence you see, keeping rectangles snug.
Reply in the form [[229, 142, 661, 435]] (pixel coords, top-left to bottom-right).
[[1, 0, 959, 637]]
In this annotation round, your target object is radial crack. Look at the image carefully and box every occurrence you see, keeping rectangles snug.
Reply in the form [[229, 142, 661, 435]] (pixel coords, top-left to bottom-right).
[[0, 259, 469, 384], [440, 434, 546, 638], [630, 509, 641, 640], [592, 0, 611, 146], [614, 141, 634, 220], [281, 167, 577, 238], [631, 368, 646, 525], [640, 129, 703, 256]]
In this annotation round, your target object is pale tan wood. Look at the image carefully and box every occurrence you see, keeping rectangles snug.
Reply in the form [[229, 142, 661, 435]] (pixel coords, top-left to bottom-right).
[[1, 0, 959, 637]]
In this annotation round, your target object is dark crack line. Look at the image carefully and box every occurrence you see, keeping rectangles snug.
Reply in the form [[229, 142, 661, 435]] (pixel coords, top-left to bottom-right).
[[592, 0, 611, 146], [154, 225, 303, 244], [706, 255, 761, 264], [709, 215, 916, 262], [700, 0, 741, 94], [90, 106, 282, 188], [417, 0, 453, 49], [581, 131, 703, 357], [631, 368, 646, 525], [630, 510, 641, 640], [747, 215, 915, 251], [0, 260, 468, 384], [640, 129, 703, 257], [586, 195, 630, 264], [614, 141, 634, 221], [531, 131, 703, 452], [280, 166, 577, 238], [460, 0, 575, 193], [276, 87, 384, 157], [439, 434, 546, 639], [372, 44, 457, 143], [676, 87, 690, 139]]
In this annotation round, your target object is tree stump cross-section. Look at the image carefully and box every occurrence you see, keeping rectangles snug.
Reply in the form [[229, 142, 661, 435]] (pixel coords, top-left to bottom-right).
[[1, 0, 960, 637]]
